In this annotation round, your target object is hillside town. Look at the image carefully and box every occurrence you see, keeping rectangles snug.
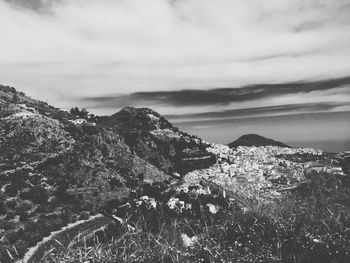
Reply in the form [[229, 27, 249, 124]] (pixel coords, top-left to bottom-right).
[[132, 143, 347, 218], [181, 143, 345, 201]]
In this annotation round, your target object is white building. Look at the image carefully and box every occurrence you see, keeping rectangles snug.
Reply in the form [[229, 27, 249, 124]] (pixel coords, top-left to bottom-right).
[[69, 118, 87, 125]]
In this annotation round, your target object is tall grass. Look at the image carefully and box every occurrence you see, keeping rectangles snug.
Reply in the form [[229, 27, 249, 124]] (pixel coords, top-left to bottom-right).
[[43, 171, 350, 263]]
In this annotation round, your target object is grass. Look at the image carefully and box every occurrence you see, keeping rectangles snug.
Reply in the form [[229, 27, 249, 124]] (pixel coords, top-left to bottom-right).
[[26, 215, 113, 263], [42, 171, 350, 263]]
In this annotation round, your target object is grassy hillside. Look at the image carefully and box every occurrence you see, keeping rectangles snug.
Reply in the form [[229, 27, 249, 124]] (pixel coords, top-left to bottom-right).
[[43, 171, 350, 263]]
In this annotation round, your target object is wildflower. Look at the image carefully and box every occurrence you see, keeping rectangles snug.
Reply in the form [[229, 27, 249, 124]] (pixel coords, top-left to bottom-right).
[[312, 238, 321, 243], [206, 203, 218, 214], [181, 233, 198, 247]]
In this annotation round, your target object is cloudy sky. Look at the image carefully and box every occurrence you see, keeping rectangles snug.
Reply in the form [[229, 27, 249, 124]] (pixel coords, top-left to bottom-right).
[[1, 0, 350, 150]]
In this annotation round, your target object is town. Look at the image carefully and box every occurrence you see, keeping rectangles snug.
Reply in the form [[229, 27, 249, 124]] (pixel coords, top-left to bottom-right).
[[181, 143, 345, 202]]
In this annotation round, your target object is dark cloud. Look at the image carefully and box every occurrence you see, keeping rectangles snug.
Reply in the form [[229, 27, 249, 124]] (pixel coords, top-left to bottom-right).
[[81, 76, 350, 108], [165, 102, 345, 122], [3, 0, 54, 11]]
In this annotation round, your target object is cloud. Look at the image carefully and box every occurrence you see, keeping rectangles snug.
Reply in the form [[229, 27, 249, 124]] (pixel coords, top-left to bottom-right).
[[80, 77, 350, 109], [166, 102, 349, 123], [0, 0, 350, 113], [3, 0, 52, 11]]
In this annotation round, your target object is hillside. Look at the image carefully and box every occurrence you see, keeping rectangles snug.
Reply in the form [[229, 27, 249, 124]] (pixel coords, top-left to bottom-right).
[[1, 85, 350, 263], [98, 106, 216, 175], [228, 134, 290, 148], [0, 86, 190, 262]]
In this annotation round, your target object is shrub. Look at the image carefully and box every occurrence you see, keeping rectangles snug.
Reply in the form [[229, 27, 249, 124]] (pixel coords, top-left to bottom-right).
[[15, 200, 34, 214], [20, 187, 48, 204], [5, 210, 16, 220], [36, 218, 53, 236], [5, 184, 19, 197], [5, 198, 18, 210], [0, 219, 15, 230], [16, 200, 34, 222], [7, 228, 24, 244], [79, 211, 90, 220], [22, 231, 43, 247], [80, 200, 94, 212], [19, 213, 29, 222]]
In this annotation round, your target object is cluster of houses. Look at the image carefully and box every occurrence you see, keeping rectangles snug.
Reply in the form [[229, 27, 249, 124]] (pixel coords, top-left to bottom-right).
[[182, 143, 345, 200]]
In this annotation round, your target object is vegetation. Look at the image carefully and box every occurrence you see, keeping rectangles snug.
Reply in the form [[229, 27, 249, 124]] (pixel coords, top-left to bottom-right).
[[99, 107, 216, 175], [41, 171, 350, 263], [1, 86, 349, 263]]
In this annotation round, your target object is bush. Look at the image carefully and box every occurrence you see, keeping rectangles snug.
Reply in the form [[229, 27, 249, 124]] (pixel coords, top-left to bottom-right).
[[5, 184, 20, 197], [36, 218, 53, 237], [5, 198, 18, 210], [5, 210, 16, 220], [6, 228, 24, 244], [80, 200, 94, 212], [20, 187, 48, 204], [16, 200, 34, 222], [15, 200, 34, 214], [0, 219, 15, 230], [79, 211, 90, 220], [22, 231, 43, 247]]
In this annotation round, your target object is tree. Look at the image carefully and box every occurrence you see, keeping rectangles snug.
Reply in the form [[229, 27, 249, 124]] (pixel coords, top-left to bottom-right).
[[70, 107, 89, 118], [11, 93, 19, 103], [80, 108, 89, 118], [70, 107, 80, 116]]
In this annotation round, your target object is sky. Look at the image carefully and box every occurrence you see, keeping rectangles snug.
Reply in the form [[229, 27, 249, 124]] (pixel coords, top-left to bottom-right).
[[0, 0, 350, 151]]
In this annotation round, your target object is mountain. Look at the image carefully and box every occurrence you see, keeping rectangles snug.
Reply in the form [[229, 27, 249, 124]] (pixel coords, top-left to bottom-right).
[[0, 86, 169, 186], [98, 106, 216, 175], [1, 85, 350, 263], [0, 85, 218, 261], [228, 134, 290, 148], [0, 85, 216, 261]]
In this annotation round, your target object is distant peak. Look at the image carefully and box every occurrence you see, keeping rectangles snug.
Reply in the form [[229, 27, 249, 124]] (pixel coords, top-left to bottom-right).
[[228, 134, 289, 148]]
